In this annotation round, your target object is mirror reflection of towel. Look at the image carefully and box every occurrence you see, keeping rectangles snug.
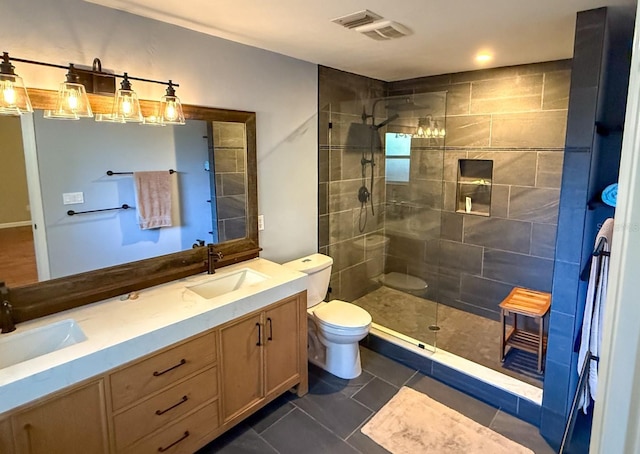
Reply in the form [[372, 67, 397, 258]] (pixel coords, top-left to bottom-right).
[[134, 171, 173, 230]]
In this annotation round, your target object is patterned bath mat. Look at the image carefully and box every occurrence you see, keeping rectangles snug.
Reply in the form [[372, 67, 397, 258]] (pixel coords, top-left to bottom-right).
[[361, 386, 533, 454]]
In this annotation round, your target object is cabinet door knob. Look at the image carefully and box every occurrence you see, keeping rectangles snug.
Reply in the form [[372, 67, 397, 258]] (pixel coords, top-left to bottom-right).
[[256, 322, 262, 346], [267, 317, 273, 341]]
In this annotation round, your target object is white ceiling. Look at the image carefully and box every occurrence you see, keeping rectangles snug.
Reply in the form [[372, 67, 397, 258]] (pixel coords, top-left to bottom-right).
[[83, 0, 636, 81]]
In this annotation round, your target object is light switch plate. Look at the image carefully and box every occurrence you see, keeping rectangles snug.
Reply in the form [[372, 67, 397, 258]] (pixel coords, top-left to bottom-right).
[[62, 192, 84, 205], [258, 215, 264, 231]]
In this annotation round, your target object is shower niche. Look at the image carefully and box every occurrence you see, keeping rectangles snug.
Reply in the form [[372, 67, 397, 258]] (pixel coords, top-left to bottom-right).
[[456, 159, 493, 216]]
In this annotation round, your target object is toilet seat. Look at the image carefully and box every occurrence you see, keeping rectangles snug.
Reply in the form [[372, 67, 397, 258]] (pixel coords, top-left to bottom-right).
[[312, 300, 372, 330]]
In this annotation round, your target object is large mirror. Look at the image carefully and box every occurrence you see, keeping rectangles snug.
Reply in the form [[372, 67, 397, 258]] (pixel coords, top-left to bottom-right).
[[0, 89, 258, 290]]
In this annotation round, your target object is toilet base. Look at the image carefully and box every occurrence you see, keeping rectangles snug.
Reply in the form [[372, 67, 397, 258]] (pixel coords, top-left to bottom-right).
[[308, 344, 363, 379], [324, 342, 363, 379], [307, 322, 365, 379]]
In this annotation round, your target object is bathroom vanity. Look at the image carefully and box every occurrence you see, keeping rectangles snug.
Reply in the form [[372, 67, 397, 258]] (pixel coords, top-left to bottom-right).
[[0, 258, 308, 453]]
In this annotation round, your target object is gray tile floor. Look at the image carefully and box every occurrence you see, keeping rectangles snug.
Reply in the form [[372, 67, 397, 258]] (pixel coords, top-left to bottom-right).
[[352, 287, 544, 387], [197, 347, 558, 454]]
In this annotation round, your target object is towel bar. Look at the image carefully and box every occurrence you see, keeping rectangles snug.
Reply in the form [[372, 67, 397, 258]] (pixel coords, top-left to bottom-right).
[[67, 204, 133, 216], [106, 169, 176, 175]]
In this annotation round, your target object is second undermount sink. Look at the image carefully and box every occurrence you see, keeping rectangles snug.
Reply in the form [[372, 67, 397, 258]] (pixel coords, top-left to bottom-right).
[[187, 268, 269, 300], [0, 319, 87, 370]]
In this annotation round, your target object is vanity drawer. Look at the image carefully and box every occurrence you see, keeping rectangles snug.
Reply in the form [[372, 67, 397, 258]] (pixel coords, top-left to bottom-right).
[[120, 401, 219, 454], [113, 366, 218, 450], [110, 331, 216, 410]]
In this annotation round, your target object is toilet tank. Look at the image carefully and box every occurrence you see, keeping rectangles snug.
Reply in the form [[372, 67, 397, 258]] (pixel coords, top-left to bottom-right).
[[282, 253, 333, 308]]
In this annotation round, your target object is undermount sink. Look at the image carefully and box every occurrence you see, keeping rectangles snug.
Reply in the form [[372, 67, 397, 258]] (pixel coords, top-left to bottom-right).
[[0, 319, 87, 369], [187, 268, 269, 299]]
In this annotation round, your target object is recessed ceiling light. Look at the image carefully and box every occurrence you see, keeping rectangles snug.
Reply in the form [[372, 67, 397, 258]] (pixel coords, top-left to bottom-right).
[[475, 52, 493, 63]]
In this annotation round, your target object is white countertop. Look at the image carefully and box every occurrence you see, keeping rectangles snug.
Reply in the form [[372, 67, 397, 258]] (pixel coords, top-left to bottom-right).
[[0, 258, 307, 414]]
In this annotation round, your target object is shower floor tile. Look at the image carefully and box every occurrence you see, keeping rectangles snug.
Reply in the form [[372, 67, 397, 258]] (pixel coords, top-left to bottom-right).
[[352, 286, 544, 387]]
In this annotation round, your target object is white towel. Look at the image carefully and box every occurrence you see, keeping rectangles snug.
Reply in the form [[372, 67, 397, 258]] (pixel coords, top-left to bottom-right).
[[577, 218, 614, 412], [133, 171, 173, 230]]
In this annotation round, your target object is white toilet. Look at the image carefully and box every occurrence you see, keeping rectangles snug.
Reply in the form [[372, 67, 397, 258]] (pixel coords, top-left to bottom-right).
[[283, 253, 372, 379]]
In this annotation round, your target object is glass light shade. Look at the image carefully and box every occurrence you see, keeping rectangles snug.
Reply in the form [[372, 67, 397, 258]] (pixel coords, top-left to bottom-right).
[[159, 94, 185, 125], [44, 82, 93, 120], [142, 115, 166, 126], [0, 74, 33, 116], [94, 113, 125, 123], [111, 88, 143, 123]]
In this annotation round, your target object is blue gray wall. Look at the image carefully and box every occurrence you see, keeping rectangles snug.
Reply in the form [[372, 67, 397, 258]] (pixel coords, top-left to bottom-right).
[[540, 6, 635, 446], [33, 113, 211, 278]]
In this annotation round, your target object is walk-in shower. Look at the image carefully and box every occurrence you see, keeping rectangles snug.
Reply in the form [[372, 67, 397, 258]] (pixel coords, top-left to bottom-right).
[[322, 91, 544, 387]]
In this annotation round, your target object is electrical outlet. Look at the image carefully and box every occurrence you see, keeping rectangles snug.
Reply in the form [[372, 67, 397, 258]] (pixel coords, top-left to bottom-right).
[[257, 215, 264, 231], [62, 192, 84, 205]]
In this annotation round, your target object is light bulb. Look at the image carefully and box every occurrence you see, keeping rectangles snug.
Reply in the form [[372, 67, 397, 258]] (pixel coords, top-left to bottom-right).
[[165, 102, 177, 121], [67, 90, 79, 110], [122, 96, 132, 115], [3, 83, 16, 105]]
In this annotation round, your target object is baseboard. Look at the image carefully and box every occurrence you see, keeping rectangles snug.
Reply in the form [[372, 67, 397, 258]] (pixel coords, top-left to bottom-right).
[[0, 220, 32, 229]]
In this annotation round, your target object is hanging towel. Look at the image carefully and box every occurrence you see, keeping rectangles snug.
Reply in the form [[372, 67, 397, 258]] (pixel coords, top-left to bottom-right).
[[577, 218, 614, 413], [134, 171, 173, 230]]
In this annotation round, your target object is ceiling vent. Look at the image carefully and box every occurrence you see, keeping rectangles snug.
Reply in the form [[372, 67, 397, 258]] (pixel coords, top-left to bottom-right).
[[355, 20, 411, 40], [331, 9, 383, 29]]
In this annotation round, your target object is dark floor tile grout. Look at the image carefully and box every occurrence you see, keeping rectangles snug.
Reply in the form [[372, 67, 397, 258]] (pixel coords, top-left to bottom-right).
[[345, 412, 376, 440], [255, 405, 297, 435], [361, 365, 417, 390], [403, 370, 421, 387], [289, 400, 372, 444], [257, 431, 282, 454], [488, 407, 501, 428]]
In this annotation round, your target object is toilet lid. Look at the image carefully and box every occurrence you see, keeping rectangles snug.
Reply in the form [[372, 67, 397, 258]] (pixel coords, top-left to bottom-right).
[[312, 300, 372, 329]]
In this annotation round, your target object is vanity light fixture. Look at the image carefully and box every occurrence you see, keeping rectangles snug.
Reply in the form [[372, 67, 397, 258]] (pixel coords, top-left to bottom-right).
[[414, 117, 428, 138], [413, 115, 446, 139], [111, 73, 143, 123], [44, 64, 93, 120], [0, 53, 33, 116], [0, 51, 183, 125], [159, 81, 185, 125]]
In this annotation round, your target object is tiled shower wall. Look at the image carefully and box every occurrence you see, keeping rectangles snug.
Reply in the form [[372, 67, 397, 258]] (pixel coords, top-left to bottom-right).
[[319, 61, 572, 319], [318, 67, 386, 302], [214, 122, 247, 243], [387, 60, 572, 319]]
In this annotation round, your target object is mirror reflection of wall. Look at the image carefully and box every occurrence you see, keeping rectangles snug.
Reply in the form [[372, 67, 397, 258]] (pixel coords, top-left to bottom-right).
[[33, 111, 214, 279], [0, 116, 38, 287], [0, 113, 250, 286]]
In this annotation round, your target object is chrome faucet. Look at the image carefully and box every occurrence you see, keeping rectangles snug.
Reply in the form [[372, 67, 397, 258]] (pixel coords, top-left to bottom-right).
[[1, 283, 15, 334], [207, 244, 224, 274]]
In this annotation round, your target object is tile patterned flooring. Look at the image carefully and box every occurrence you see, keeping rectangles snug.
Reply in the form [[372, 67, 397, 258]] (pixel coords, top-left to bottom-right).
[[197, 347, 557, 454], [352, 286, 544, 387]]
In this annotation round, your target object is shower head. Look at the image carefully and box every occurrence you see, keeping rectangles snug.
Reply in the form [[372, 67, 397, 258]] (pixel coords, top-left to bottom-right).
[[374, 113, 400, 129], [386, 96, 431, 112]]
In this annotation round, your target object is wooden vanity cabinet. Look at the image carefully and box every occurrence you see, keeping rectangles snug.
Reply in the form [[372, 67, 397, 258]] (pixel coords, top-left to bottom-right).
[[0, 291, 308, 453], [0, 417, 15, 453], [219, 293, 307, 424], [11, 380, 109, 454], [109, 330, 219, 453]]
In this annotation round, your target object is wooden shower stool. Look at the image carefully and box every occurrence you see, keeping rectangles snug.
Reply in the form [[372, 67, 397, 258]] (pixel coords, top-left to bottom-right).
[[499, 287, 551, 373]]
